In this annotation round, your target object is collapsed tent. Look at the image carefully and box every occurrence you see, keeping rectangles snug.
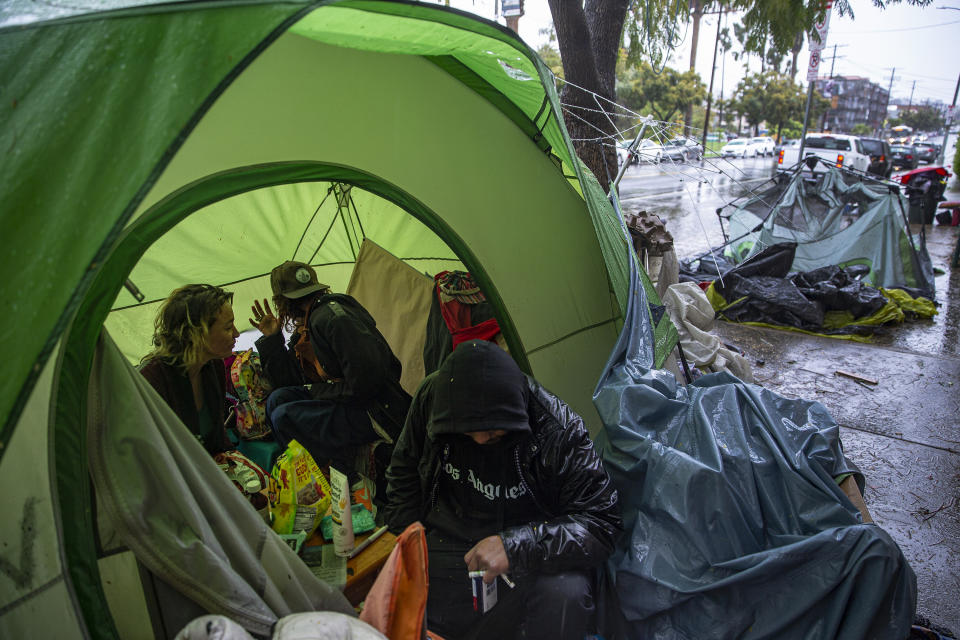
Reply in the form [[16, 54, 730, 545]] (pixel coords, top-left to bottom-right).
[[1, 2, 685, 637], [593, 258, 917, 639], [695, 166, 936, 299], [704, 242, 937, 338]]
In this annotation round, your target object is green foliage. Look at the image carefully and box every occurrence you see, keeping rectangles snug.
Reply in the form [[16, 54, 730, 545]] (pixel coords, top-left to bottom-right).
[[617, 1, 934, 74], [851, 123, 873, 135], [706, 1, 932, 77], [953, 137, 960, 185], [731, 71, 805, 134], [781, 122, 805, 139], [728, 71, 828, 139], [535, 44, 564, 80], [901, 106, 945, 132], [615, 60, 707, 131], [622, 0, 691, 71]]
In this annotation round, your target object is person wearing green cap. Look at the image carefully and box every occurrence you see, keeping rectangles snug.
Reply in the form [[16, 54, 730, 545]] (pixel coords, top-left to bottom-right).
[[249, 260, 409, 485]]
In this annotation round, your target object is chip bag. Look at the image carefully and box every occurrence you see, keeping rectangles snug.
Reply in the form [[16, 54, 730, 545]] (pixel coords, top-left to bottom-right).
[[268, 439, 332, 538]]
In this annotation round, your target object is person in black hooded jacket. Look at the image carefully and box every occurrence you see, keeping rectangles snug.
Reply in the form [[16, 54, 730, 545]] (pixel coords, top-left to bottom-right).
[[383, 339, 622, 640], [249, 261, 410, 481]]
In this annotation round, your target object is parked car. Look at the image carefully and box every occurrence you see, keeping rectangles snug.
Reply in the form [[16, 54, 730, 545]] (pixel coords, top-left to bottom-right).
[[636, 139, 664, 163], [750, 136, 776, 156], [720, 138, 763, 158], [663, 137, 703, 161], [889, 144, 919, 171], [859, 137, 893, 178], [914, 142, 938, 164], [777, 133, 871, 174], [617, 138, 664, 165]]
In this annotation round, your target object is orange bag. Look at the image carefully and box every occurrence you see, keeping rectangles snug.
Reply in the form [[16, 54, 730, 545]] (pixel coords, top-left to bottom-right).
[[360, 522, 445, 640]]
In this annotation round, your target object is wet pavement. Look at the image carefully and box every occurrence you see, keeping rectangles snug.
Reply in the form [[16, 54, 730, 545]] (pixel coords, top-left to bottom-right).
[[619, 153, 960, 635]]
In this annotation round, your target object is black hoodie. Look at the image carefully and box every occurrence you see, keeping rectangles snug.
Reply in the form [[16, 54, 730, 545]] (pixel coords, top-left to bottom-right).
[[384, 340, 622, 575]]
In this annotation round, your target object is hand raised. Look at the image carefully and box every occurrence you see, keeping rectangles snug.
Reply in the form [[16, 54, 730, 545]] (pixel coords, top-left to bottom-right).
[[249, 298, 281, 336]]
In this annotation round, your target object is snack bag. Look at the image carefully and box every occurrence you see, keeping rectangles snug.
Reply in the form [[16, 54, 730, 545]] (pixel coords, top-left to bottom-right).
[[268, 439, 332, 538], [214, 449, 268, 493], [230, 348, 273, 440]]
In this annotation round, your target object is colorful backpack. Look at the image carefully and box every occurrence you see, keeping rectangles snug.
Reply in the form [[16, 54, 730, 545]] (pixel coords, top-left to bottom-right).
[[229, 348, 273, 440]]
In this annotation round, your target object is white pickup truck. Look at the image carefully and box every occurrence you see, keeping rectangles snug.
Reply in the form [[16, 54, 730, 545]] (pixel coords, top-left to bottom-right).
[[776, 133, 871, 175]]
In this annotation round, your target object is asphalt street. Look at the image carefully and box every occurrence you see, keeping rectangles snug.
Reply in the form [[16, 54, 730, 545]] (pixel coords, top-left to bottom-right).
[[617, 152, 780, 257]]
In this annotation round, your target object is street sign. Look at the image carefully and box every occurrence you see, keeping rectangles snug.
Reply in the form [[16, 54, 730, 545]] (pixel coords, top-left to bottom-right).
[[806, 2, 833, 81], [501, 0, 523, 18]]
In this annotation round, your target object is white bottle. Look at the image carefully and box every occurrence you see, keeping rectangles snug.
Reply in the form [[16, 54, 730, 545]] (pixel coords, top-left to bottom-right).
[[329, 467, 355, 557]]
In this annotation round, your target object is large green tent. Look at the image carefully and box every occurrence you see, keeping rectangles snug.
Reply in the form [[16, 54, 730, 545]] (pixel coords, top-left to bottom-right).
[[0, 1, 677, 636]]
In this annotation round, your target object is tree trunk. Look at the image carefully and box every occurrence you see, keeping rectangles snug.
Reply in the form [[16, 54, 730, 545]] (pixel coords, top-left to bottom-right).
[[789, 31, 803, 80], [548, 0, 629, 192], [684, 0, 705, 132]]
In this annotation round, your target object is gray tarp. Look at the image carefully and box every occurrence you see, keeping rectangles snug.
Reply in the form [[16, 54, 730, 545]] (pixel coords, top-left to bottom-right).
[[87, 331, 355, 637], [726, 167, 935, 298], [593, 258, 916, 639]]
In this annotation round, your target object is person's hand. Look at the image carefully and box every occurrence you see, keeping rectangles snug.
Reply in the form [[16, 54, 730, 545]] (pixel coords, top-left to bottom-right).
[[464, 535, 509, 584], [249, 299, 281, 336]]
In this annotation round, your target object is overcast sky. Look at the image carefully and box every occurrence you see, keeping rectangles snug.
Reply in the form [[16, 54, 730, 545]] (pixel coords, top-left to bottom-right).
[[446, 0, 960, 107]]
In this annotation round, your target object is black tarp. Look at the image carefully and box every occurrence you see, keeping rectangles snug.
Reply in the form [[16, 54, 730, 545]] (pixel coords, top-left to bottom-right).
[[711, 243, 891, 334]]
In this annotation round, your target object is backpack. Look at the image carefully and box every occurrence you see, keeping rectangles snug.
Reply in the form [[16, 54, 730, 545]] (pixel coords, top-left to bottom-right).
[[230, 348, 273, 440]]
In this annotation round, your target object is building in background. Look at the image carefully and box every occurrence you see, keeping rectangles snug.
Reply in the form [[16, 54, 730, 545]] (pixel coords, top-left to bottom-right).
[[813, 75, 889, 134]]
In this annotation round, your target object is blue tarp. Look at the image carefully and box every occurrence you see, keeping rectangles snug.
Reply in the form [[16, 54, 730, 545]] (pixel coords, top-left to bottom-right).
[[593, 256, 916, 639]]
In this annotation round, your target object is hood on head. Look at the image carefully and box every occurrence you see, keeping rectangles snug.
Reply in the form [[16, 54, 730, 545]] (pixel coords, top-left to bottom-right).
[[427, 340, 530, 437]]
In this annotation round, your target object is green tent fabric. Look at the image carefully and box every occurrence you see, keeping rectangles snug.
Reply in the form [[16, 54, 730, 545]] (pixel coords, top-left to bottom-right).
[[0, 2, 677, 637]]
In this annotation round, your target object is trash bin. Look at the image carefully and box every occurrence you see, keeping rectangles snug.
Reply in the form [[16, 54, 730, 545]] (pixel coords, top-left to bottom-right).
[[908, 197, 935, 224], [900, 167, 950, 224]]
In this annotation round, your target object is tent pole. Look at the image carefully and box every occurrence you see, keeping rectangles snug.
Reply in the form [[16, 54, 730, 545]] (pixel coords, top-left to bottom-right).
[[610, 116, 653, 193]]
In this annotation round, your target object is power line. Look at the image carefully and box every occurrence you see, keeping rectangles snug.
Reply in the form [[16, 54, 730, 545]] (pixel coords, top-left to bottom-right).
[[830, 18, 960, 33], [841, 58, 958, 84]]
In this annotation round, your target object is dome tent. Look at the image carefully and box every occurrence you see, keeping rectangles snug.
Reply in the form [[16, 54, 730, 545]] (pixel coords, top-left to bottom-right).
[[0, 1, 672, 637]]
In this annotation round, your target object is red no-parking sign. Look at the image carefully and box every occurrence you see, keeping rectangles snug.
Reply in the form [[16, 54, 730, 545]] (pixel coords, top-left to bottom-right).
[[807, 1, 833, 81]]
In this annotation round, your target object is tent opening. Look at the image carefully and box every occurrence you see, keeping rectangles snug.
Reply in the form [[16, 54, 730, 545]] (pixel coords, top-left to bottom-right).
[[55, 162, 528, 638]]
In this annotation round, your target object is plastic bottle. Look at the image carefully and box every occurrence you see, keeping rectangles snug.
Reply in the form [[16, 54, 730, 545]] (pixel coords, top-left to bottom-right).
[[329, 467, 355, 556], [245, 478, 269, 522]]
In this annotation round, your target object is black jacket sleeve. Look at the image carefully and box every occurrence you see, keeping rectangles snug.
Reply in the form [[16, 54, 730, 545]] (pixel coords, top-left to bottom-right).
[[500, 382, 622, 576], [382, 377, 433, 534], [306, 300, 394, 405], [254, 331, 305, 389]]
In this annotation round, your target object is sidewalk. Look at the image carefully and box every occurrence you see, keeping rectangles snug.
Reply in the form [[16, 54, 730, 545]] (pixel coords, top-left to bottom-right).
[[713, 179, 960, 634]]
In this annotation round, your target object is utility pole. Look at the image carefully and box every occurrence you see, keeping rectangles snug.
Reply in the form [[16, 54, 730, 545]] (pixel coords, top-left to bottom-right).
[[700, 7, 724, 155], [907, 80, 917, 110], [718, 37, 726, 133], [883, 67, 898, 134], [825, 43, 847, 78], [936, 71, 960, 165], [818, 45, 846, 131]]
